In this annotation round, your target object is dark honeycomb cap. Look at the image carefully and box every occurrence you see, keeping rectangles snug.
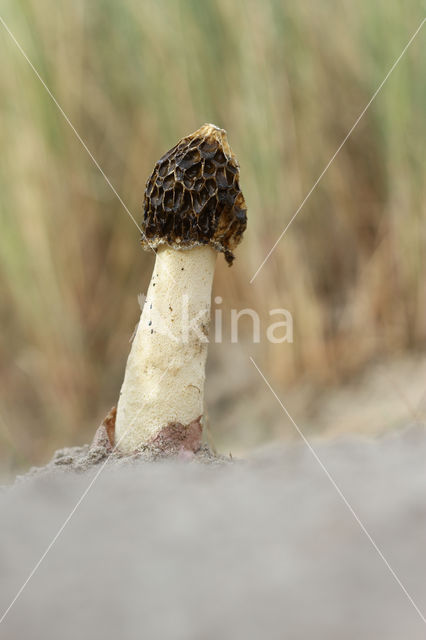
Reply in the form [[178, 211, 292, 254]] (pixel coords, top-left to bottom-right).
[[142, 124, 247, 265]]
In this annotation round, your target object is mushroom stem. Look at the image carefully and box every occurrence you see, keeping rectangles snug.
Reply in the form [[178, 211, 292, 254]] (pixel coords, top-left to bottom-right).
[[115, 245, 216, 453]]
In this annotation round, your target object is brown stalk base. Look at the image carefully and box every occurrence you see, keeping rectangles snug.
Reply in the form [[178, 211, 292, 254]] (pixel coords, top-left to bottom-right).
[[91, 407, 203, 458], [91, 406, 116, 452], [25, 409, 226, 477], [145, 416, 202, 457]]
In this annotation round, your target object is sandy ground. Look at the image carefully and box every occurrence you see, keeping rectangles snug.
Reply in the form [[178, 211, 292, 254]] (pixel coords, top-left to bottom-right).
[[1, 424, 426, 639]]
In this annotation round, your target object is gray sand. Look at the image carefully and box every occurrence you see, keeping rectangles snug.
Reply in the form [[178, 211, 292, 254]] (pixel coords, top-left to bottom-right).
[[1, 425, 426, 639]]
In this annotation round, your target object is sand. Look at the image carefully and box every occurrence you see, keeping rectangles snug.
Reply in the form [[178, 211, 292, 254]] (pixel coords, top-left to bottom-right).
[[1, 424, 426, 639]]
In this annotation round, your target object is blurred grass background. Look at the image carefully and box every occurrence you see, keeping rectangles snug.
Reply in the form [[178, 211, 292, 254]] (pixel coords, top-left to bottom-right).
[[0, 0, 425, 474]]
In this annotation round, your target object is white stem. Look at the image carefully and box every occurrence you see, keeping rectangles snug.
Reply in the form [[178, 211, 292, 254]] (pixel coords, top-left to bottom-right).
[[115, 245, 216, 453]]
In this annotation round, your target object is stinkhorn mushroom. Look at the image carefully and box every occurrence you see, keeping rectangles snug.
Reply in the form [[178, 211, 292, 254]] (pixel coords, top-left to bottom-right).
[[115, 124, 247, 454]]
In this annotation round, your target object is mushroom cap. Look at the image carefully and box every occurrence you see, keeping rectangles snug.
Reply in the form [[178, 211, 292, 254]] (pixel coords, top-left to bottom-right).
[[142, 124, 247, 265]]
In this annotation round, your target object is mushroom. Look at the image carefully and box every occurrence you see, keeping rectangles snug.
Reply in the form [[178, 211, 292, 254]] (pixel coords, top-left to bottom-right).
[[115, 124, 247, 454]]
